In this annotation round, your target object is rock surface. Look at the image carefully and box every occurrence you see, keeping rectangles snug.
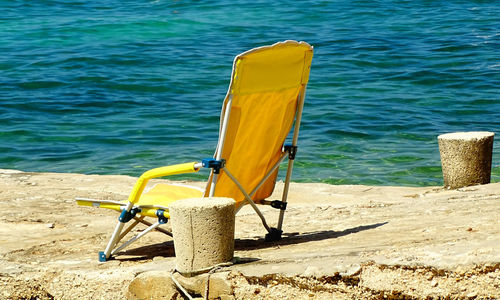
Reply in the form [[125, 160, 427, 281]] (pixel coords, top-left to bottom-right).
[[0, 169, 499, 299]]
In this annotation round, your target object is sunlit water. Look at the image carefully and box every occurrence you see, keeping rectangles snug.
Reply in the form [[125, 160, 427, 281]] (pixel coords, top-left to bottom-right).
[[1, 1, 499, 186]]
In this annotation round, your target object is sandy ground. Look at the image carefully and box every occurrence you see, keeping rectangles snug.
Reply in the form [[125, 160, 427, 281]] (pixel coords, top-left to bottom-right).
[[0, 169, 499, 299]]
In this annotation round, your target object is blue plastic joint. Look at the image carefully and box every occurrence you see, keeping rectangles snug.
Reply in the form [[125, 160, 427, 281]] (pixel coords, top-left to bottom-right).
[[202, 158, 226, 174], [118, 207, 140, 223], [156, 209, 168, 224], [284, 144, 298, 160], [98, 251, 108, 262]]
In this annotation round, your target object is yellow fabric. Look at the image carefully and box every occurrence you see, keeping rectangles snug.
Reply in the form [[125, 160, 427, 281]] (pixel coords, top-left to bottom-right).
[[80, 41, 313, 217], [137, 184, 203, 207], [77, 183, 202, 217], [136, 184, 202, 217], [213, 87, 300, 203], [78, 162, 201, 216], [231, 41, 313, 94], [128, 162, 199, 204], [207, 41, 314, 205]]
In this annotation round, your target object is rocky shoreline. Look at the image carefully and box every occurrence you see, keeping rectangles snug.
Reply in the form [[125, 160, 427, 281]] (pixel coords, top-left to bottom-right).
[[1, 169, 499, 299]]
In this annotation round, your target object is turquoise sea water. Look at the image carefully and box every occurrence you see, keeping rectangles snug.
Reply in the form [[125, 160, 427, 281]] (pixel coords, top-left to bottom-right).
[[1, 1, 499, 186]]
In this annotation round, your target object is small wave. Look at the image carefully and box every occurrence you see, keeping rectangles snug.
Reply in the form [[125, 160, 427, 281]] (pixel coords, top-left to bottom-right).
[[17, 81, 67, 89]]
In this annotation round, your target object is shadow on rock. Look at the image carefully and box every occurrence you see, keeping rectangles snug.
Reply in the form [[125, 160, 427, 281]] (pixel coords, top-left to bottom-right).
[[235, 222, 388, 250], [114, 222, 388, 261], [117, 240, 175, 261]]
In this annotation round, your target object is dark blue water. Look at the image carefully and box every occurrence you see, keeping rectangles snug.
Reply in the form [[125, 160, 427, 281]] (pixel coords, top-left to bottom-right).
[[1, 1, 499, 186]]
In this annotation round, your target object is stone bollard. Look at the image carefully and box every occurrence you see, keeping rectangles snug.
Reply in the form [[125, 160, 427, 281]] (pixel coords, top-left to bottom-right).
[[169, 197, 235, 276], [438, 131, 494, 189]]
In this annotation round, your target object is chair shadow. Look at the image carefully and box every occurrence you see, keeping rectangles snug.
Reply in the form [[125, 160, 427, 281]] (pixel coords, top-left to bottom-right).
[[117, 222, 388, 261], [235, 222, 388, 250], [117, 241, 176, 261]]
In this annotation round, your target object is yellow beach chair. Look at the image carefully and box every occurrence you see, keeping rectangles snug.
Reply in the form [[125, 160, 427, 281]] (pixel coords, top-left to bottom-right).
[[77, 40, 313, 261]]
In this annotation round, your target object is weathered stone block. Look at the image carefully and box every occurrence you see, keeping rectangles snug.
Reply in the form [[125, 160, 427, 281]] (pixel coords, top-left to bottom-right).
[[438, 131, 494, 189], [169, 197, 235, 276]]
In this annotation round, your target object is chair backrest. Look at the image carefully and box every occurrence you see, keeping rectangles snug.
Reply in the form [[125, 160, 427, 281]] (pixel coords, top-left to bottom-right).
[[205, 41, 313, 205]]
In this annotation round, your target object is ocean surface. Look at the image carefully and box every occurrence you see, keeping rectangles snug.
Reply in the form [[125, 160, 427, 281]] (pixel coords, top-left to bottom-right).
[[1, 1, 499, 186]]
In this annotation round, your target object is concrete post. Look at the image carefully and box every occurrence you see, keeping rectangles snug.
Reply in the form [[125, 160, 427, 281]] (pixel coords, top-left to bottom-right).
[[438, 131, 494, 189], [169, 197, 235, 276]]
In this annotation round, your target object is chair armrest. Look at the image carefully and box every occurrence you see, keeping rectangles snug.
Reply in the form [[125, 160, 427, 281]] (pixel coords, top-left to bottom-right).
[[128, 162, 200, 204]]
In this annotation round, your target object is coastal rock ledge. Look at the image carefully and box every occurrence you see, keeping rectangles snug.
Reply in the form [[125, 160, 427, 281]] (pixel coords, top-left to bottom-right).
[[0, 169, 499, 299]]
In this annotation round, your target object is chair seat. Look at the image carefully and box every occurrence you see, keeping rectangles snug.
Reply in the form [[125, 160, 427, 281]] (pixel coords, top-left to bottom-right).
[[137, 183, 204, 207], [77, 183, 203, 216]]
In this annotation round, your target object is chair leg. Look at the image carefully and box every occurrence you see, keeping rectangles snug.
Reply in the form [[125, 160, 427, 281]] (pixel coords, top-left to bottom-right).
[[99, 203, 138, 262], [134, 217, 172, 237], [100, 221, 126, 262], [99, 217, 170, 261], [111, 221, 161, 255], [118, 216, 145, 241], [222, 167, 271, 232]]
